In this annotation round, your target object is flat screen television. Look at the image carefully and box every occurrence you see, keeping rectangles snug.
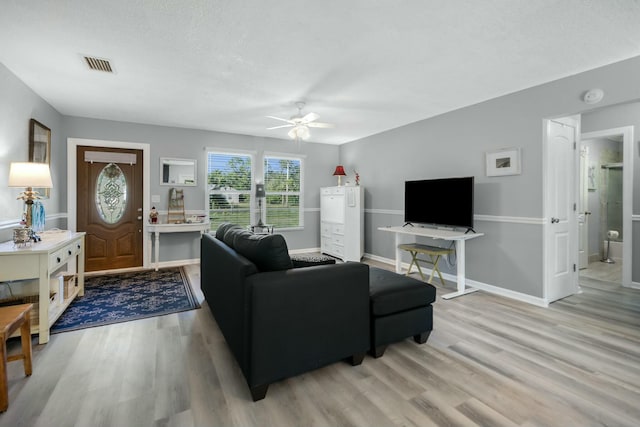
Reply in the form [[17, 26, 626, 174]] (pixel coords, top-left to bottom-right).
[[404, 176, 474, 230]]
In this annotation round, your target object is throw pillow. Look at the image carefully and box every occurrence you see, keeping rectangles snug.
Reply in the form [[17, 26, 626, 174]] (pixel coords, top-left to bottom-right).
[[222, 225, 245, 248], [216, 222, 239, 241], [233, 233, 293, 272]]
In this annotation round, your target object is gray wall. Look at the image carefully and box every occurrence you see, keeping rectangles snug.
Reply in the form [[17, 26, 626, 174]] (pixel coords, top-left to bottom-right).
[[61, 117, 340, 260], [3, 54, 640, 294], [340, 56, 640, 298], [0, 63, 66, 241], [1, 61, 339, 261]]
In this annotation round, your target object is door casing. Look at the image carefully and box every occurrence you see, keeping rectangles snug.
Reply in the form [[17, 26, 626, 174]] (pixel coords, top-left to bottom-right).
[[67, 138, 151, 269], [580, 126, 633, 288]]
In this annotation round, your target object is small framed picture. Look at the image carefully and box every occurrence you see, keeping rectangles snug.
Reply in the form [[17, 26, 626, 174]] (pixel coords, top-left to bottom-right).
[[486, 148, 521, 177], [29, 118, 51, 198]]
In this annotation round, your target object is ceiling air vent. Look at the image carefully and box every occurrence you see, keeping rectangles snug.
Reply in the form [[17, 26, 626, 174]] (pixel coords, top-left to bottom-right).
[[83, 56, 114, 73]]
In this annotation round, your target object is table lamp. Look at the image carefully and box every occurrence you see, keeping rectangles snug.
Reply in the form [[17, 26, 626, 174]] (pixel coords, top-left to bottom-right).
[[333, 165, 346, 186], [8, 162, 53, 228], [255, 183, 266, 226]]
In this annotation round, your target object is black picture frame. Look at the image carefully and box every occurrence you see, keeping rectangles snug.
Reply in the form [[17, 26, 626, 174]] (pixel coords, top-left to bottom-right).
[[29, 118, 51, 198]]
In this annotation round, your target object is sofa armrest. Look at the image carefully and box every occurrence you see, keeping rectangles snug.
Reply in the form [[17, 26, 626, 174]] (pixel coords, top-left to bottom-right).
[[246, 262, 370, 387]]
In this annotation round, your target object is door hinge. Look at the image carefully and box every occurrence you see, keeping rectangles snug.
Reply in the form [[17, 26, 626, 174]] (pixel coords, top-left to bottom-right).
[[573, 203, 577, 211], [573, 142, 577, 149], [573, 264, 576, 272]]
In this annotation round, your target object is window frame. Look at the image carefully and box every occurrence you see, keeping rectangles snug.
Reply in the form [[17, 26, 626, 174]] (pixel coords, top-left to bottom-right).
[[206, 149, 256, 230], [263, 152, 304, 231]]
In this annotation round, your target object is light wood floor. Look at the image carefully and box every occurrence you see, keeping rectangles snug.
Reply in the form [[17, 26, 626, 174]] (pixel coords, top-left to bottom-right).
[[2, 261, 640, 427]]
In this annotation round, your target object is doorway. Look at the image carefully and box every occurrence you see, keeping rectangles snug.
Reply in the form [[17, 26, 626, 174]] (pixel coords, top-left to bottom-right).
[[67, 138, 151, 271], [579, 127, 633, 287], [77, 146, 143, 271]]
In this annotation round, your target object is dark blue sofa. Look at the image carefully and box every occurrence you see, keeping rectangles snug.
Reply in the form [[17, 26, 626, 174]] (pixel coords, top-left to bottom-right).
[[200, 225, 370, 401]]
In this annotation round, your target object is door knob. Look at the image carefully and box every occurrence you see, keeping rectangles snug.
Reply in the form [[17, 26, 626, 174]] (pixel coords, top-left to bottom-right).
[[584, 211, 591, 215], [551, 217, 559, 224]]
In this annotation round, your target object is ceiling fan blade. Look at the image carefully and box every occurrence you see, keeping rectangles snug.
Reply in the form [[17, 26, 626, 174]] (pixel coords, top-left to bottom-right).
[[307, 122, 334, 128], [287, 127, 298, 139], [301, 112, 319, 123], [266, 115, 295, 124], [267, 124, 294, 130]]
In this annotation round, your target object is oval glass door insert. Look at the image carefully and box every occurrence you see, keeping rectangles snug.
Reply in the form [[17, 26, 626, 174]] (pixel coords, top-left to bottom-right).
[[96, 162, 127, 224]]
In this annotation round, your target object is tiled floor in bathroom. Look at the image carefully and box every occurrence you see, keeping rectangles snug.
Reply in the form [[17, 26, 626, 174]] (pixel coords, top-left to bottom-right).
[[580, 259, 623, 283]]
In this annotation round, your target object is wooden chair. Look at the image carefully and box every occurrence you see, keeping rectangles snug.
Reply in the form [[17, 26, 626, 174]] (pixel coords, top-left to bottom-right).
[[398, 243, 454, 286], [0, 304, 33, 412]]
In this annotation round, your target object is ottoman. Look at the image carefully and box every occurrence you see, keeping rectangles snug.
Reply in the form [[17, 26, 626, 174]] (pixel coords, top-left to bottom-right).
[[369, 267, 437, 357]]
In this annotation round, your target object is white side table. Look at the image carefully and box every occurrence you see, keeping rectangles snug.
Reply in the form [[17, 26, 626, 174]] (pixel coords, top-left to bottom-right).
[[147, 221, 210, 270]]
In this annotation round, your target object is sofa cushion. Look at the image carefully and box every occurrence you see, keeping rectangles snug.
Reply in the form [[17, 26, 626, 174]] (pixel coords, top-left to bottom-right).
[[233, 232, 293, 272], [215, 222, 240, 241], [222, 226, 246, 248], [291, 253, 337, 268], [369, 267, 437, 316]]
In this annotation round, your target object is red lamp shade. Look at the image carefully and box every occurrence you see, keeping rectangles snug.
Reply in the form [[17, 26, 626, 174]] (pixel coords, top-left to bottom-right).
[[332, 165, 346, 176]]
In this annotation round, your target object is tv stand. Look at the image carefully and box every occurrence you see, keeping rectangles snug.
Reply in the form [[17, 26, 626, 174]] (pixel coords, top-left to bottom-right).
[[402, 222, 414, 227], [379, 226, 483, 299], [465, 228, 476, 234]]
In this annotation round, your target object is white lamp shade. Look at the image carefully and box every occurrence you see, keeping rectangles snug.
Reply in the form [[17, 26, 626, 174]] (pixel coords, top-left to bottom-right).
[[288, 125, 310, 141], [8, 162, 53, 188]]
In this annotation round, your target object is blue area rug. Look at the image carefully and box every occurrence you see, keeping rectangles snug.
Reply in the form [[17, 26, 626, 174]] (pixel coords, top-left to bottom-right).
[[51, 267, 200, 334]]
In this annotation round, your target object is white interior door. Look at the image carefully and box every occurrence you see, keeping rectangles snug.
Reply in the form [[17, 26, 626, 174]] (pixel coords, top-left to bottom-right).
[[545, 119, 579, 303], [578, 146, 589, 269]]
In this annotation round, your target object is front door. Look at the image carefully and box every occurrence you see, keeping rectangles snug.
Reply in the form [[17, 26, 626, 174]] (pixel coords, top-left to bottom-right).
[[545, 119, 579, 303], [77, 146, 143, 272]]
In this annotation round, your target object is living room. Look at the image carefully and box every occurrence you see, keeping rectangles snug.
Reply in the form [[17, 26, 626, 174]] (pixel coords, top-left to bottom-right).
[[1, 2, 640, 426]]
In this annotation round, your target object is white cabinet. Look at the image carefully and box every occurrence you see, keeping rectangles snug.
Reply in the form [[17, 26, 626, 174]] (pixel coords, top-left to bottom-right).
[[0, 231, 85, 344], [320, 186, 364, 262]]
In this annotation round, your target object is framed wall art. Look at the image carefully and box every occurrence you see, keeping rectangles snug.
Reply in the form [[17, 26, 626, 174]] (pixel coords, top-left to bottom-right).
[[486, 147, 521, 177], [29, 118, 51, 197]]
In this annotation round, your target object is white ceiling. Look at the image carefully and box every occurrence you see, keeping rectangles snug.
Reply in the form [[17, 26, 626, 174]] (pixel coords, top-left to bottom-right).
[[1, 1, 640, 145]]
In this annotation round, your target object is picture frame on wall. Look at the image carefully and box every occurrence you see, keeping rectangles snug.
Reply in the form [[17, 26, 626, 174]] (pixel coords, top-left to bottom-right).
[[486, 147, 521, 177], [29, 118, 51, 198]]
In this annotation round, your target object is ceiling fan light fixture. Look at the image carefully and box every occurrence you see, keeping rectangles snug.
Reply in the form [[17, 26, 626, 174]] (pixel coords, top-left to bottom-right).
[[288, 125, 310, 141]]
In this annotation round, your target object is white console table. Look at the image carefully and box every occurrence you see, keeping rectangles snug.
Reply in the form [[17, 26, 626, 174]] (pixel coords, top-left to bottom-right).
[[378, 226, 483, 299], [147, 221, 210, 270], [0, 231, 85, 343]]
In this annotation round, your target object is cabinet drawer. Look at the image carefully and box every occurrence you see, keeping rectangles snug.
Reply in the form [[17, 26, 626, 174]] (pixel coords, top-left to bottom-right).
[[49, 248, 67, 270], [321, 223, 332, 237], [332, 224, 345, 235], [49, 239, 82, 270], [332, 245, 344, 256], [333, 235, 344, 246], [70, 240, 83, 256]]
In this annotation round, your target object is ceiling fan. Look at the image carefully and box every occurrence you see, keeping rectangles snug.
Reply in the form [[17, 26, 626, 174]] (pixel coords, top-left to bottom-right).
[[266, 102, 334, 141]]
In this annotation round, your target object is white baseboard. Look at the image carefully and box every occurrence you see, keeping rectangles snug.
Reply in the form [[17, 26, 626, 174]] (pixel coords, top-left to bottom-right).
[[627, 281, 640, 290], [289, 247, 321, 255], [363, 253, 549, 307]]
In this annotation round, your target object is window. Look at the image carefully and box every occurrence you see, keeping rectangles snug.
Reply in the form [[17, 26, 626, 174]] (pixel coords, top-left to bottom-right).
[[207, 152, 253, 229], [263, 155, 303, 228]]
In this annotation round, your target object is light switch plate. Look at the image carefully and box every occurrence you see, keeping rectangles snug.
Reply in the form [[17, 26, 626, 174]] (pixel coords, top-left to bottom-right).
[[151, 194, 160, 203]]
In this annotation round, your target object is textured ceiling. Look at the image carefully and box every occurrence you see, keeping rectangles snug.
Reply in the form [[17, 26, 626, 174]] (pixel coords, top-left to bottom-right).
[[1, 1, 640, 145]]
